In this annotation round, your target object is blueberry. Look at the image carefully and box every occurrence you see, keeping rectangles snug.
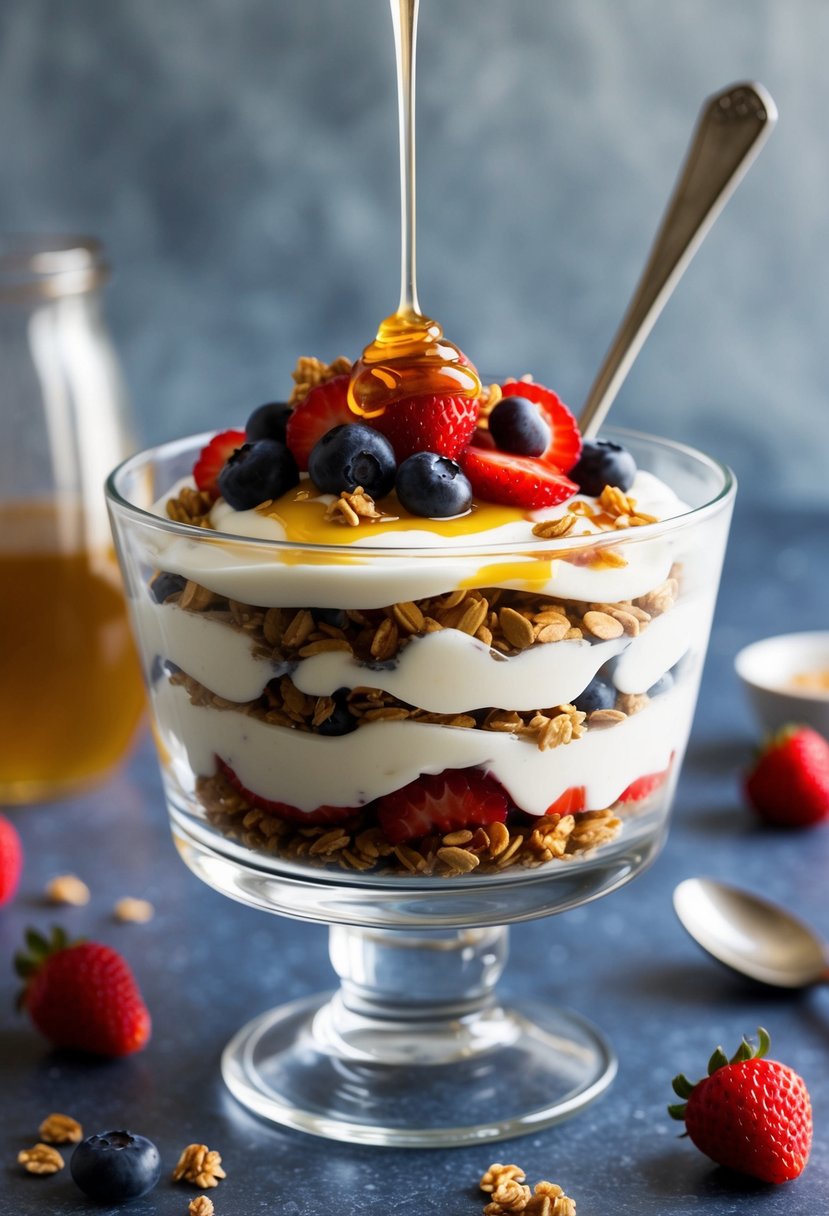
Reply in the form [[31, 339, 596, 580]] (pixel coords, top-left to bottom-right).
[[395, 451, 473, 518], [647, 671, 675, 698], [570, 439, 637, 496], [489, 395, 551, 456], [312, 607, 348, 630], [308, 424, 397, 499], [149, 571, 186, 603], [218, 438, 299, 510], [70, 1130, 161, 1203], [574, 676, 616, 714], [317, 688, 358, 737], [246, 400, 292, 443]]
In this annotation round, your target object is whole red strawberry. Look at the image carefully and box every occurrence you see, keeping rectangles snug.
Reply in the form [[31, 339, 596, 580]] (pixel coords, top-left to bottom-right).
[[16, 927, 151, 1057], [669, 1027, 812, 1184], [0, 815, 23, 906], [744, 725, 829, 827]]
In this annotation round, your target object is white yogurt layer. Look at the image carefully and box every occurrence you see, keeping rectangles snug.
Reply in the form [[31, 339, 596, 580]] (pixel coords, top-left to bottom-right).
[[147, 471, 687, 610], [138, 597, 703, 711], [154, 677, 693, 816]]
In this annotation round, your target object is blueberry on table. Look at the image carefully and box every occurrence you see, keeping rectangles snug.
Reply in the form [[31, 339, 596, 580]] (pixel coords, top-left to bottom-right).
[[308, 424, 397, 498], [70, 1130, 161, 1202], [217, 438, 299, 510], [246, 400, 292, 443], [149, 571, 186, 603], [570, 439, 637, 496], [574, 676, 616, 714], [395, 451, 473, 518], [488, 395, 551, 456]]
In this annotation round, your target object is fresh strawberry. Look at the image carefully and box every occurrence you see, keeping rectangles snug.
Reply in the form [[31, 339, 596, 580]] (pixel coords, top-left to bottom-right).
[[377, 768, 508, 845], [544, 786, 586, 816], [370, 393, 479, 462], [499, 380, 582, 472], [193, 429, 246, 500], [669, 1027, 813, 1184], [744, 725, 829, 828], [16, 927, 151, 1057], [458, 446, 577, 510], [0, 815, 23, 906], [618, 768, 668, 803], [285, 375, 353, 470], [218, 758, 358, 826]]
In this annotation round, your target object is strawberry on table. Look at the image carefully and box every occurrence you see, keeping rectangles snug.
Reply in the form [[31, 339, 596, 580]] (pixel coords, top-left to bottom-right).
[[377, 768, 508, 845], [285, 375, 354, 471], [193, 428, 246, 500], [15, 927, 151, 1057], [369, 392, 479, 462], [459, 446, 577, 511], [669, 1027, 813, 1184], [744, 725, 829, 827], [0, 815, 23, 906]]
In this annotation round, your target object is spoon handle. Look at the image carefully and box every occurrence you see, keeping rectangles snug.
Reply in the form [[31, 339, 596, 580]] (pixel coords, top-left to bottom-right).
[[578, 82, 777, 439]]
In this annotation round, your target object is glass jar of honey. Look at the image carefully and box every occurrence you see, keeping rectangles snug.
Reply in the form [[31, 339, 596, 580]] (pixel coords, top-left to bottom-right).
[[0, 236, 145, 803]]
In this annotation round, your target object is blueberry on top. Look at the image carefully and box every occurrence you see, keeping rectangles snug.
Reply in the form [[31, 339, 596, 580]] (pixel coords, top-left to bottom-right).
[[217, 439, 299, 510], [573, 676, 616, 715], [569, 439, 637, 497], [489, 395, 551, 456], [395, 451, 473, 518], [70, 1130, 161, 1203], [246, 401, 292, 443], [308, 424, 397, 498]]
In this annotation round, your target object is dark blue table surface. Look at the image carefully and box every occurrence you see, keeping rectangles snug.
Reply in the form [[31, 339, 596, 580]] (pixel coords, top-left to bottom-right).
[[2, 496, 828, 1216]]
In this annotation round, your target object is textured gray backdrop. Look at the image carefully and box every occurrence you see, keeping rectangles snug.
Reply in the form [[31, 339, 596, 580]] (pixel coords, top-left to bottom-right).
[[2, 0, 827, 505]]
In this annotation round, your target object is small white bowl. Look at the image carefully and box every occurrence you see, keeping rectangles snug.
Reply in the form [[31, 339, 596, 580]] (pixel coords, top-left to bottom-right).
[[735, 631, 829, 738]]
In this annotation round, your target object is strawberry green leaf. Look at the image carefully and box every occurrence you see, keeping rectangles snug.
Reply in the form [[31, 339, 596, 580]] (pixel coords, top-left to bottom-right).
[[671, 1073, 695, 1099], [707, 1046, 730, 1075], [667, 1103, 688, 1121]]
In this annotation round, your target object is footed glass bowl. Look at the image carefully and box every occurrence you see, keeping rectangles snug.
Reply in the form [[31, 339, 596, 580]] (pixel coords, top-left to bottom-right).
[[107, 429, 734, 1146]]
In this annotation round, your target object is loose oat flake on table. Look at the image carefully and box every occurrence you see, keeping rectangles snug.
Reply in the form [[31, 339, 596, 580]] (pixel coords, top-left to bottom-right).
[[479, 1164, 576, 1215], [172, 1143, 226, 1189]]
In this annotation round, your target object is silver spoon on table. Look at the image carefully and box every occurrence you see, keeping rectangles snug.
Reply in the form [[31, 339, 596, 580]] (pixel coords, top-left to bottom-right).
[[578, 82, 777, 438], [673, 877, 829, 989]]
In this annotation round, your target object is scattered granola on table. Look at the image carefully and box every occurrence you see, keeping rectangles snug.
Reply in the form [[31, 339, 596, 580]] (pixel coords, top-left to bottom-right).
[[18, 1143, 64, 1175], [479, 1164, 576, 1216], [114, 897, 155, 923], [172, 1143, 226, 1189], [189, 1197, 215, 1216], [45, 874, 90, 906], [38, 1112, 83, 1144]]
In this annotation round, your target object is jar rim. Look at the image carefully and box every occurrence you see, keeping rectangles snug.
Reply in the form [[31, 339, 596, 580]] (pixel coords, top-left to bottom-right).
[[0, 235, 109, 299]]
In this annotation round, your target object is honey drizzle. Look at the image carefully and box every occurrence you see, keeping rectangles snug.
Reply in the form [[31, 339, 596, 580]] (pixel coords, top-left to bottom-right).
[[348, 0, 481, 420]]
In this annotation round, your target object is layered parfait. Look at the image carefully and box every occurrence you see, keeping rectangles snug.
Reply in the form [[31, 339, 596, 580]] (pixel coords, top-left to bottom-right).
[[124, 326, 719, 879]]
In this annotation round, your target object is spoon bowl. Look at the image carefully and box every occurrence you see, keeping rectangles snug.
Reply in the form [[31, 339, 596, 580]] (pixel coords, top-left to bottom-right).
[[673, 877, 828, 989]]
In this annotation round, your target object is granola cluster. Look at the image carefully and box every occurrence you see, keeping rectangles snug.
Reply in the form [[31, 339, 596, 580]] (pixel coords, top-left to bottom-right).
[[197, 768, 621, 877], [480, 1163, 576, 1216]]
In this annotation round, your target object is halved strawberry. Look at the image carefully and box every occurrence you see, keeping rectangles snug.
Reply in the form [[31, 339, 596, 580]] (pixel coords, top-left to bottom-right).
[[499, 380, 582, 473], [377, 768, 508, 845], [285, 375, 353, 470], [218, 759, 358, 826], [544, 786, 586, 816], [459, 445, 577, 510], [618, 768, 669, 803], [370, 393, 479, 462], [193, 429, 247, 500]]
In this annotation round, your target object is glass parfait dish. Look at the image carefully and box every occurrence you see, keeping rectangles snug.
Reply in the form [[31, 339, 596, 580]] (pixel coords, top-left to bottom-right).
[[107, 428, 734, 1146]]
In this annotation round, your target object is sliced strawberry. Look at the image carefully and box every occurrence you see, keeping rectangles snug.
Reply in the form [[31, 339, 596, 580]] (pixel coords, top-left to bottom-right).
[[285, 375, 353, 471], [459, 445, 577, 510], [499, 380, 582, 473], [193, 429, 247, 500], [218, 758, 358, 826], [370, 393, 479, 461], [377, 768, 508, 845], [544, 786, 586, 816], [618, 768, 668, 803]]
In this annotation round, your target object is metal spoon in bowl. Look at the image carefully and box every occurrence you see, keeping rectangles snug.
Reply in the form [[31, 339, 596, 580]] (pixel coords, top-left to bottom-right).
[[673, 877, 829, 989], [578, 82, 777, 438]]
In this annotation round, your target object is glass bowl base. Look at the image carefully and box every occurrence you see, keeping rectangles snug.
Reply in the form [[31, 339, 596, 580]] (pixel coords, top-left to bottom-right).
[[221, 991, 617, 1147]]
